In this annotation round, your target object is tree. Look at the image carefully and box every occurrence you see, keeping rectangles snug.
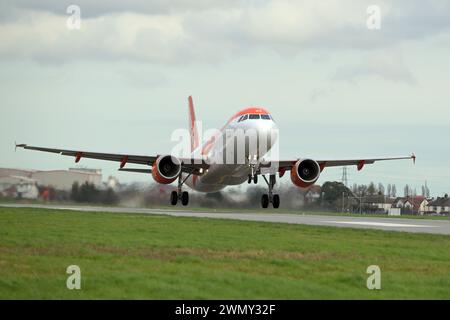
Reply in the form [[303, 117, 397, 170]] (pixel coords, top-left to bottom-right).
[[421, 183, 430, 198], [404, 184, 411, 197], [386, 184, 392, 197], [367, 182, 376, 196], [321, 181, 352, 211], [357, 184, 368, 197], [71, 182, 80, 202], [378, 183, 385, 196], [392, 185, 397, 197], [103, 188, 119, 205]]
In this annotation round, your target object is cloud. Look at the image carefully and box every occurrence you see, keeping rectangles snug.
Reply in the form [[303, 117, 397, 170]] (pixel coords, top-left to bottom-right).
[[3, 0, 247, 18], [309, 88, 331, 103], [0, 0, 449, 65], [332, 51, 417, 85]]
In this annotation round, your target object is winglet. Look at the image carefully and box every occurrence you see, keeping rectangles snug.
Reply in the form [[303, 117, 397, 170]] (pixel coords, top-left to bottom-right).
[[15, 142, 27, 152], [411, 153, 416, 164]]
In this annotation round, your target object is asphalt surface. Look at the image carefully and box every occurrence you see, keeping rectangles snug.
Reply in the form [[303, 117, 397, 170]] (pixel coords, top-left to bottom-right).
[[2, 203, 450, 235]]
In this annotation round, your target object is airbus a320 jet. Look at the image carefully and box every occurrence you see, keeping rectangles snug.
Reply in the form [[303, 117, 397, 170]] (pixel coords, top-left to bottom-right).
[[17, 96, 415, 208]]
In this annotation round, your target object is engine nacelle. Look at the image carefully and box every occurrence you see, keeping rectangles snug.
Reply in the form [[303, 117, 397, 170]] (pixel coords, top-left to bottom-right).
[[152, 155, 182, 184], [290, 159, 321, 188]]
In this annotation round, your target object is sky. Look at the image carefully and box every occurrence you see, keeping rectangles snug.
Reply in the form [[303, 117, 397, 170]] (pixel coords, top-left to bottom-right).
[[0, 0, 449, 196]]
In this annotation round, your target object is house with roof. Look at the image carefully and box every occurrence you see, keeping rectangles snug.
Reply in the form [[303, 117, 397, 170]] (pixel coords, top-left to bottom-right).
[[391, 196, 428, 215], [425, 194, 450, 215], [365, 195, 395, 214], [304, 185, 322, 204], [0, 175, 39, 199]]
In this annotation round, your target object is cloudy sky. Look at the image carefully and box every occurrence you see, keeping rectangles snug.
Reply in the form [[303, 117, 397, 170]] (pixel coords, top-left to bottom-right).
[[1, 0, 449, 196]]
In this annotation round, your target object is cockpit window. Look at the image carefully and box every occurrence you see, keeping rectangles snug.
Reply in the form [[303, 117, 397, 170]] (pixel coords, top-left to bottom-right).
[[237, 115, 244, 122], [249, 114, 260, 120], [242, 114, 248, 121], [261, 114, 270, 120]]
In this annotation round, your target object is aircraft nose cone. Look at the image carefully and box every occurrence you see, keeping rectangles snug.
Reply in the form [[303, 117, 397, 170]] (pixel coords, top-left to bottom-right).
[[256, 119, 278, 150]]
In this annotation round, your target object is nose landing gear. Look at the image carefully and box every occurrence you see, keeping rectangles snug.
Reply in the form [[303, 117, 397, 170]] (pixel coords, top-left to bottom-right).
[[248, 174, 258, 184], [261, 174, 280, 209], [248, 163, 258, 184], [170, 173, 192, 206]]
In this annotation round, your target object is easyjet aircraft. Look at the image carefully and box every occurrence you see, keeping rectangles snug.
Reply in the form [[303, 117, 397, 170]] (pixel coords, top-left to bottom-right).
[[17, 96, 415, 208]]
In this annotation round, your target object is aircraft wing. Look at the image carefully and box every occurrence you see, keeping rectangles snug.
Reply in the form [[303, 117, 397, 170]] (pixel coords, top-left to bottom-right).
[[273, 154, 416, 172], [15, 144, 208, 174]]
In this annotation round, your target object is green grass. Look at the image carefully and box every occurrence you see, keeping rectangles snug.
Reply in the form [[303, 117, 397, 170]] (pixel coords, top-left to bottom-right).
[[0, 207, 449, 299]]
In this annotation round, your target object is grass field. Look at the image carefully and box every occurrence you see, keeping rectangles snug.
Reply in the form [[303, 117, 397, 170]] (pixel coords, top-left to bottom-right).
[[0, 207, 449, 299]]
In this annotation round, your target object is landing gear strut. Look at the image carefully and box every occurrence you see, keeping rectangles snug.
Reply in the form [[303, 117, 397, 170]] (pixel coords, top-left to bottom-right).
[[248, 163, 258, 184], [171, 173, 191, 206], [261, 174, 280, 209]]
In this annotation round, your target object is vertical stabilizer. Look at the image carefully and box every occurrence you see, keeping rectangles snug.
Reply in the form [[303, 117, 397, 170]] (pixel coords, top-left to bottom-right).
[[188, 96, 200, 153]]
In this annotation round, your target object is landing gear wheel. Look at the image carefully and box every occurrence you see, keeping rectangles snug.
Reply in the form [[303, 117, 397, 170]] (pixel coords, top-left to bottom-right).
[[248, 175, 252, 184], [253, 175, 258, 184], [261, 194, 269, 208], [272, 194, 280, 209], [174, 173, 192, 207], [170, 191, 178, 206], [181, 191, 189, 206]]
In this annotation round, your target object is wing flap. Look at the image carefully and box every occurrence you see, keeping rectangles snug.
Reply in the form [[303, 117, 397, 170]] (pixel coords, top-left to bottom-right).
[[118, 168, 152, 174], [16, 144, 209, 175], [18, 144, 156, 166], [269, 154, 415, 172]]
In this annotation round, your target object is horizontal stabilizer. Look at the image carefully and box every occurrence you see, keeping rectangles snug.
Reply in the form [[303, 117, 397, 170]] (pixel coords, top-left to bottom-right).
[[118, 168, 152, 174]]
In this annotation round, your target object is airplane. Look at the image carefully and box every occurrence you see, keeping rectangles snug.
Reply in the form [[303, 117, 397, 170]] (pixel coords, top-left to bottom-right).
[[16, 96, 416, 208]]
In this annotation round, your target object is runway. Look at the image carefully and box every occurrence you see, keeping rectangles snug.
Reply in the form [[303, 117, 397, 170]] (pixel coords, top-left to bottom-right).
[[2, 203, 450, 235]]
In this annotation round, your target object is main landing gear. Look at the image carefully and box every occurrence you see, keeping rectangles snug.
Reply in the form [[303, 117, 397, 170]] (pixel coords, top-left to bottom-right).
[[261, 174, 280, 209], [171, 173, 191, 206]]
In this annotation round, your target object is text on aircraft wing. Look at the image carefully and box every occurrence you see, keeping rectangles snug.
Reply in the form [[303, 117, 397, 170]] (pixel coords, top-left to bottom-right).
[[16, 144, 209, 174]]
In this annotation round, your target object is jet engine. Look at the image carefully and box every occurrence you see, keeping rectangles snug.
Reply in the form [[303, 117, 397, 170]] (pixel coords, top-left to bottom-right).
[[290, 159, 321, 188], [152, 155, 182, 184]]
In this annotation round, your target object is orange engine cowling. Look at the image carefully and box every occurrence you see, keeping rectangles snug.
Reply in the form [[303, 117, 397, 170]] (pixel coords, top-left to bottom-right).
[[152, 155, 182, 184], [290, 159, 321, 188]]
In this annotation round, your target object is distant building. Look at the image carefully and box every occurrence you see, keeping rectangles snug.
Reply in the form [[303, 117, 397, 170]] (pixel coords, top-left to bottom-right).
[[30, 168, 102, 191], [0, 167, 102, 192], [304, 185, 322, 204], [0, 168, 35, 178], [105, 175, 120, 190], [0, 175, 39, 199], [365, 195, 395, 213], [388, 207, 401, 216], [425, 194, 450, 215], [392, 196, 427, 215]]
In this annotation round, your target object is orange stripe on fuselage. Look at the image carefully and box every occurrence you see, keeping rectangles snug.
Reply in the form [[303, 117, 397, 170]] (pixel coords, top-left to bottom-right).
[[231, 107, 269, 120]]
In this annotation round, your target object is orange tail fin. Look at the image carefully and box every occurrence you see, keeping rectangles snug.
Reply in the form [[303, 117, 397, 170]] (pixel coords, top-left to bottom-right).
[[188, 96, 200, 153]]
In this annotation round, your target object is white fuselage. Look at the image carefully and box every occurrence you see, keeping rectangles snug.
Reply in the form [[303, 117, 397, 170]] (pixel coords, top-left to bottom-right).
[[185, 111, 278, 193]]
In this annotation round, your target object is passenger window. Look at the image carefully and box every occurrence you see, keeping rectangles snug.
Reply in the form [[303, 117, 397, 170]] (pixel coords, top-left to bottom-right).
[[249, 114, 260, 120], [261, 114, 270, 120]]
